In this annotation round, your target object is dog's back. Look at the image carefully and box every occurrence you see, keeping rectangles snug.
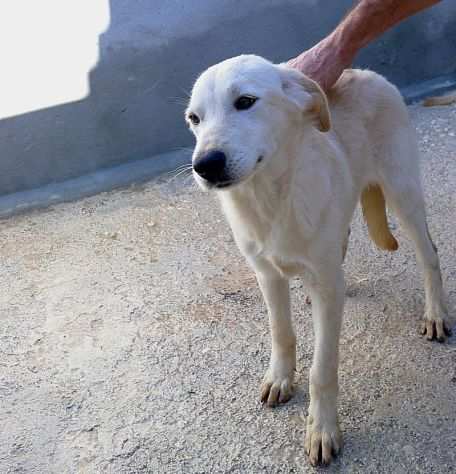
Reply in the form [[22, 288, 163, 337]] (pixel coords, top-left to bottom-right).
[[328, 69, 413, 162], [327, 69, 418, 251], [329, 69, 408, 123]]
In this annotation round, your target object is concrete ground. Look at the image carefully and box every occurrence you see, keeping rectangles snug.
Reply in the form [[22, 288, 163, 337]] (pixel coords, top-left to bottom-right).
[[1, 102, 456, 474]]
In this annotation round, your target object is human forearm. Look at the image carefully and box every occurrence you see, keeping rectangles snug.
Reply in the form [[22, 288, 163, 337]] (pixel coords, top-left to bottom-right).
[[289, 0, 442, 90], [330, 0, 441, 65]]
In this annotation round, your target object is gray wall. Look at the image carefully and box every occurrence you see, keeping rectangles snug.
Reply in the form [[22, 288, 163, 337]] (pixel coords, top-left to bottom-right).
[[1, 0, 456, 197]]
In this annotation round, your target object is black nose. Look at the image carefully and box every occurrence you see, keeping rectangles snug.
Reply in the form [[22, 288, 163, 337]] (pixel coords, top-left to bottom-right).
[[193, 150, 227, 183]]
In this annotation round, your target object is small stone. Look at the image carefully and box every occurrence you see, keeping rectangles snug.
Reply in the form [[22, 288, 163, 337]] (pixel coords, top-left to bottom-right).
[[403, 445, 415, 458], [103, 231, 119, 239]]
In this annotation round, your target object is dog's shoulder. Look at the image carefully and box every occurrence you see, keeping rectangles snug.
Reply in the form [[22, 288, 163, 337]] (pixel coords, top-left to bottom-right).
[[333, 68, 390, 90], [328, 69, 406, 123]]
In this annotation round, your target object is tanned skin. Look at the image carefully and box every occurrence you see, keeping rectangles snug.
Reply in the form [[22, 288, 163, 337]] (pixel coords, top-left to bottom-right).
[[289, 0, 441, 90]]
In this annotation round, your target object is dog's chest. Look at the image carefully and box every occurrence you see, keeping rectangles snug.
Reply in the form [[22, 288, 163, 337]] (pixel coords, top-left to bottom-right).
[[223, 200, 311, 278], [267, 254, 308, 278], [220, 183, 317, 277], [247, 234, 311, 278]]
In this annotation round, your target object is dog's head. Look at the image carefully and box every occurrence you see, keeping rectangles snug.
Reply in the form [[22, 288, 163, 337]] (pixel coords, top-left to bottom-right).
[[185, 54, 330, 190]]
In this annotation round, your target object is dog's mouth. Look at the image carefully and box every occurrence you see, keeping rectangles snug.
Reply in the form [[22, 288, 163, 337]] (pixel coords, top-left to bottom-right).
[[194, 175, 236, 191], [203, 177, 243, 191], [214, 181, 235, 189], [213, 158, 263, 189], [195, 155, 265, 191]]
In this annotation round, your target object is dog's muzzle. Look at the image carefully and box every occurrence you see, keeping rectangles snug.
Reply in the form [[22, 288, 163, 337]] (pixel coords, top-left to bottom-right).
[[193, 150, 231, 186]]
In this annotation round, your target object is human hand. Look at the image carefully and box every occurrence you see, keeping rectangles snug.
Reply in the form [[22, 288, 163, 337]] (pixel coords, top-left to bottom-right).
[[287, 37, 350, 91]]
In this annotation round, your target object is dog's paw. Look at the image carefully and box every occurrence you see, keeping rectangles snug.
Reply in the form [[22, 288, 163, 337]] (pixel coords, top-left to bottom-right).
[[420, 315, 452, 343], [304, 415, 342, 466], [260, 363, 294, 407]]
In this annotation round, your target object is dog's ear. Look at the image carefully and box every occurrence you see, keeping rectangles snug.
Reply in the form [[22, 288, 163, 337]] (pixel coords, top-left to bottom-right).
[[277, 65, 331, 132]]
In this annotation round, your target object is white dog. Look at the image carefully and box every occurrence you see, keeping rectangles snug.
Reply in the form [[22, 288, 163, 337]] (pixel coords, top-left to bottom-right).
[[185, 55, 450, 466]]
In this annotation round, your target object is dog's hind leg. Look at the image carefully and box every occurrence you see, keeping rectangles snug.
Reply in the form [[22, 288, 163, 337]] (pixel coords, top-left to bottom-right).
[[252, 259, 296, 407], [381, 175, 450, 342]]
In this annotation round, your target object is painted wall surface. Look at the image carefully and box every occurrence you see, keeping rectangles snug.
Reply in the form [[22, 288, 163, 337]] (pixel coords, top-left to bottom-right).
[[1, 0, 455, 196]]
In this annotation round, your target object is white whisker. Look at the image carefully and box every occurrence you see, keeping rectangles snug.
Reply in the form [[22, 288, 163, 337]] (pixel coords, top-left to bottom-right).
[[166, 167, 193, 184], [164, 163, 192, 178]]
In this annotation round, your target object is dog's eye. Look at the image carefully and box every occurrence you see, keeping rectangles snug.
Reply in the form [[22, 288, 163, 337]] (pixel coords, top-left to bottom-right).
[[234, 95, 258, 111], [187, 113, 200, 125]]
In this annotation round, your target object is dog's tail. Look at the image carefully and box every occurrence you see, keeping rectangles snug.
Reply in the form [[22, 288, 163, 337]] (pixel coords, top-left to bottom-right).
[[360, 184, 398, 251]]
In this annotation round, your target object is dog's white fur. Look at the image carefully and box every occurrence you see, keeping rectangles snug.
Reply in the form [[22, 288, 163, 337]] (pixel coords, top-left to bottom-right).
[[186, 55, 449, 465]]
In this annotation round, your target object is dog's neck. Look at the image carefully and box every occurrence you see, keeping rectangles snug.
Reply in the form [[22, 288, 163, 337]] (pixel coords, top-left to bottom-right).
[[218, 126, 330, 244]]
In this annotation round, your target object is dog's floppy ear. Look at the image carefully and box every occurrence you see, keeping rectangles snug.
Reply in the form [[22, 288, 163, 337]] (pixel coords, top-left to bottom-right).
[[277, 65, 331, 132]]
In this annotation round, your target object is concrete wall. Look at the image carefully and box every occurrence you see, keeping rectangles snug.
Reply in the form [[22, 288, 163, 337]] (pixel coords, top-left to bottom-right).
[[1, 0, 456, 198]]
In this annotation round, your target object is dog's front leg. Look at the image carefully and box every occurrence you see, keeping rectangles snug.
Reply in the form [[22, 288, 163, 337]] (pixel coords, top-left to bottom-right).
[[253, 261, 296, 407], [304, 266, 344, 466]]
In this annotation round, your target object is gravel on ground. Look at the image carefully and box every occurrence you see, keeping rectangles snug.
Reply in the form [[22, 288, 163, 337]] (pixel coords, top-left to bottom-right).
[[1, 102, 455, 473]]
